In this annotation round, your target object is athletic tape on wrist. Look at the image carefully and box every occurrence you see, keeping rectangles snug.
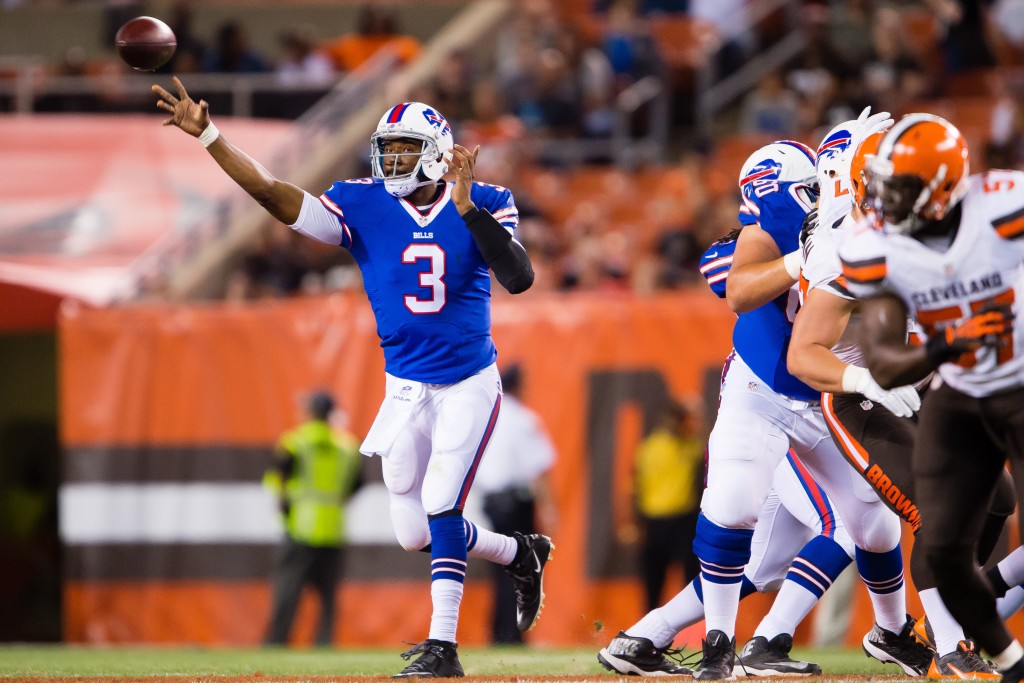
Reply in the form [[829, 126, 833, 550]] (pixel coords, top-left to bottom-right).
[[198, 122, 220, 148]]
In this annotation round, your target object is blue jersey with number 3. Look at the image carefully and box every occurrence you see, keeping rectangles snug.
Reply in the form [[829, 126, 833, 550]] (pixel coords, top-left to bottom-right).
[[320, 178, 518, 384]]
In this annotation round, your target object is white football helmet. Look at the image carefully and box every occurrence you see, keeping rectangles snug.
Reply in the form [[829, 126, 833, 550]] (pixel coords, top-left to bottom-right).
[[738, 140, 817, 190], [815, 120, 857, 181], [370, 102, 454, 198]]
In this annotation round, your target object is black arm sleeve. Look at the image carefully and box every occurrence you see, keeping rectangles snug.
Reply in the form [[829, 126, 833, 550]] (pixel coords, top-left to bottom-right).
[[462, 208, 535, 294]]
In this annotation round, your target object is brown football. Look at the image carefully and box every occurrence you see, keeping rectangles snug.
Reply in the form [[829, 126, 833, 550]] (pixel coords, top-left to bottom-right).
[[115, 16, 176, 71]]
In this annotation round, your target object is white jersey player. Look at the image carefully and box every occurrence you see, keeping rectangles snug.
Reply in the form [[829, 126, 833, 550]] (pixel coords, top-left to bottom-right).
[[791, 122, 1009, 678], [838, 112, 1024, 682]]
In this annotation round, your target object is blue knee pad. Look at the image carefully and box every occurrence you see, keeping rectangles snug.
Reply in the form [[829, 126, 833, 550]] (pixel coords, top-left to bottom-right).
[[693, 513, 754, 585], [428, 511, 468, 584]]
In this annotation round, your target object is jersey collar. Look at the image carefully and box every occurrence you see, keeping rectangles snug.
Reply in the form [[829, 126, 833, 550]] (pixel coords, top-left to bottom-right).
[[399, 182, 452, 227]]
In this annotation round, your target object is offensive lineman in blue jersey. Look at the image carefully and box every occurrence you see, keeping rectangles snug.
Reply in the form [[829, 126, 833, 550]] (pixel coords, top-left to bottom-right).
[[689, 130, 929, 680], [153, 78, 552, 678]]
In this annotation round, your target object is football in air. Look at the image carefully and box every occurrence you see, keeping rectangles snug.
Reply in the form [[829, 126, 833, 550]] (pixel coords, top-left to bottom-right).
[[115, 16, 177, 71]]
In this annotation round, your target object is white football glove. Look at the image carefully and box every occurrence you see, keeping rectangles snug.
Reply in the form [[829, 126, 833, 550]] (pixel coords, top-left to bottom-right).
[[841, 365, 921, 418], [850, 106, 894, 155]]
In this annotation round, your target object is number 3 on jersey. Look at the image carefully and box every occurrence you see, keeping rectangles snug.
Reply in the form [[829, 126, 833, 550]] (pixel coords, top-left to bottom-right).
[[403, 243, 446, 314]]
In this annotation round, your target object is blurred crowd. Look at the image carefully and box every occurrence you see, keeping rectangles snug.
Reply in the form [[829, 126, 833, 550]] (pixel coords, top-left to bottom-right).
[[217, 0, 1024, 302], [4, 0, 1022, 299]]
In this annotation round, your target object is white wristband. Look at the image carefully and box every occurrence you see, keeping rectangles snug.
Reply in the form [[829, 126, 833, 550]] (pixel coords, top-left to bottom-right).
[[198, 122, 220, 148], [841, 365, 869, 394], [783, 250, 801, 280]]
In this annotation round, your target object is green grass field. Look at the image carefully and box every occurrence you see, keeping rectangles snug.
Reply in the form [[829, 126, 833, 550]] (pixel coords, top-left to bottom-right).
[[0, 645, 915, 680]]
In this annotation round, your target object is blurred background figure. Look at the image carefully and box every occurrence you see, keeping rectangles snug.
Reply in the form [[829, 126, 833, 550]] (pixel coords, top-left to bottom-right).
[[263, 391, 362, 647], [472, 364, 558, 645], [632, 397, 703, 612], [203, 20, 269, 74], [322, 3, 422, 73], [276, 26, 335, 87]]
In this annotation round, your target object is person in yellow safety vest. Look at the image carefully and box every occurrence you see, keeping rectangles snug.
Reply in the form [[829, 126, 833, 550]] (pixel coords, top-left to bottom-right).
[[632, 397, 705, 613], [263, 390, 362, 646]]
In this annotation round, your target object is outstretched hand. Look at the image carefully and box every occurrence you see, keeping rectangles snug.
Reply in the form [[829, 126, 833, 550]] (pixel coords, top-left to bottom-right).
[[152, 76, 210, 137], [451, 143, 480, 215]]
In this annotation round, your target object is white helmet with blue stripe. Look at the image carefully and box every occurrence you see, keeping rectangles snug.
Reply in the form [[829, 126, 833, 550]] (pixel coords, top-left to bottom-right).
[[370, 102, 454, 197], [815, 120, 857, 181], [738, 140, 817, 190]]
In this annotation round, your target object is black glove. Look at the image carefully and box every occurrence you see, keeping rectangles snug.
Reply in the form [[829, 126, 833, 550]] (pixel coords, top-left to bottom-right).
[[799, 208, 818, 254]]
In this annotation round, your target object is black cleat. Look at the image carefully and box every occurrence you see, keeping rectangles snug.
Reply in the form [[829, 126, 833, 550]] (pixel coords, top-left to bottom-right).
[[694, 629, 737, 681], [503, 532, 553, 632], [393, 639, 464, 678], [597, 631, 695, 676], [735, 634, 822, 677], [862, 615, 934, 676]]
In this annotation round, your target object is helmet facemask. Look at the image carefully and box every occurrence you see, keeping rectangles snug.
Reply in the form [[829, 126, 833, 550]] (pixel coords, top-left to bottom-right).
[[370, 133, 444, 198], [866, 113, 969, 236]]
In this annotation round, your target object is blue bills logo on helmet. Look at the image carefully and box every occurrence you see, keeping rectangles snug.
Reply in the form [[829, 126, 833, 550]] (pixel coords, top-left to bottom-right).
[[422, 108, 451, 137]]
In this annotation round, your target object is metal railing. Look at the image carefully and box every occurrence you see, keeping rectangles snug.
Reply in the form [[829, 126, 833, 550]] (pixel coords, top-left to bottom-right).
[[695, 0, 806, 137]]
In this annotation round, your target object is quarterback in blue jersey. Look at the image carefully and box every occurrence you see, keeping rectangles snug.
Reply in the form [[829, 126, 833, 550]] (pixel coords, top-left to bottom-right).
[[689, 134, 924, 680], [153, 78, 553, 677]]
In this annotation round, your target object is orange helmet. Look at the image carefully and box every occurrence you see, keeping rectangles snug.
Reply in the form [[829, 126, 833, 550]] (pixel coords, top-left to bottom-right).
[[850, 130, 883, 212], [866, 113, 969, 234]]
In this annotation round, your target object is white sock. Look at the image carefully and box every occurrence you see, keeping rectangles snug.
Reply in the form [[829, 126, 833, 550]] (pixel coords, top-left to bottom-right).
[[997, 547, 1024, 588], [754, 583, 818, 640], [867, 584, 906, 634], [466, 525, 518, 565], [998, 585, 1024, 621], [628, 609, 681, 649], [702, 580, 741, 639], [427, 577, 464, 643], [918, 587, 965, 656], [651, 581, 705, 639], [993, 641, 1024, 670]]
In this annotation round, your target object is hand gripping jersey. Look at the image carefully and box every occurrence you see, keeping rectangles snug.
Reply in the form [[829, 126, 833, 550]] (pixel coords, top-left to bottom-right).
[[317, 178, 519, 384], [722, 175, 819, 401], [839, 171, 1024, 398]]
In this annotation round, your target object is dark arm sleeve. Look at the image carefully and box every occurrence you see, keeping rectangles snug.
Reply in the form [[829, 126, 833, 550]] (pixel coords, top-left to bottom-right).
[[462, 208, 535, 294]]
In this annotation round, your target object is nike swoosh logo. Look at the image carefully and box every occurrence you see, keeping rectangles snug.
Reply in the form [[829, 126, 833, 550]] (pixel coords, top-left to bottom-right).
[[707, 251, 719, 258]]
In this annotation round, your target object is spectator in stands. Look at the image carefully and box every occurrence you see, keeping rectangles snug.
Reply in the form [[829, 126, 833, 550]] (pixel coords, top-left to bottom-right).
[[858, 6, 931, 111], [991, 0, 1024, 64], [459, 78, 528, 182], [601, 0, 662, 92], [986, 75, 1024, 169], [322, 4, 421, 73], [513, 48, 584, 138], [431, 50, 477, 126], [739, 71, 800, 135], [203, 21, 269, 74], [825, 0, 874, 68], [785, 4, 855, 130], [158, 1, 206, 74], [556, 24, 616, 139], [925, 0, 998, 75], [493, 0, 561, 90], [594, 0, 689, 13], [276, 27, 335, 86]]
